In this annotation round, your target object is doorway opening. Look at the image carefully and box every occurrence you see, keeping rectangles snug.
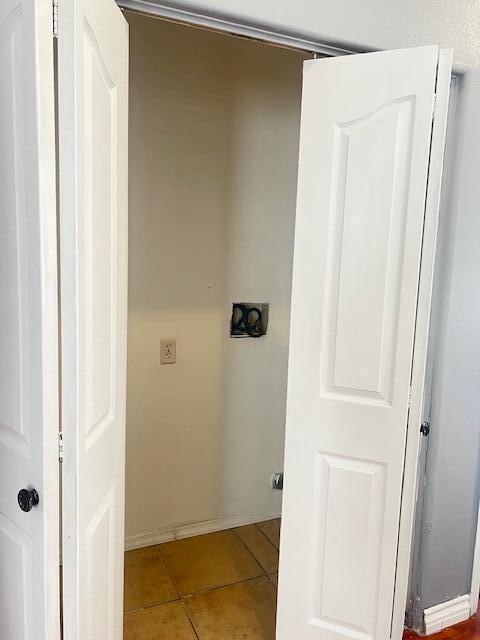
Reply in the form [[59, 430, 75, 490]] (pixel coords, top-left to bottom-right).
[[123, 10, 308, 638]]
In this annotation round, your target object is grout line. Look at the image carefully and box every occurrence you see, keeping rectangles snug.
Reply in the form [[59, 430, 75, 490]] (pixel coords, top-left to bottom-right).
[[182, 574, 271, 601], [124, 595, 180, 614], [125, 598, 201, 640], [179, 599, 201, 640], [124, 574, 277, 617], [255, 521, 280, 551], [267, 573, 278, 589], [155, 542, 201, 639], [157, 546, 184, 602], [231, 527, 270, 577], [254, 522, 274, 548]]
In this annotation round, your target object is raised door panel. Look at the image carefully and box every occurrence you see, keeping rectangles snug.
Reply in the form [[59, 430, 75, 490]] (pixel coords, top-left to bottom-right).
[[85, 488, 116, 638], [0, 3, 31, 459], [309, 454, 386, 639], [323, 99, 414, 406], [0, 515, 33, 639], [82, 23, 118, 451]]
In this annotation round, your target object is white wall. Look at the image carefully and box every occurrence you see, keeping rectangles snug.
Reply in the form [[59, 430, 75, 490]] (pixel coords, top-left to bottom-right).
[[408, 70, 480, 624], [125, 11, 306, 544], [123, 0, 480, 67]]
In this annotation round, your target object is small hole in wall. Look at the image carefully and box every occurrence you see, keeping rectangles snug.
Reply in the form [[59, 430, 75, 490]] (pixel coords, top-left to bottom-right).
[[230, 303, 269, 338]]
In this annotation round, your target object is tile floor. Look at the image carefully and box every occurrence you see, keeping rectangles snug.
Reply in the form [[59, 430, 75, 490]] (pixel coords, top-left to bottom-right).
[[125, 517, 480, 640], [124, 519, 280, 640]]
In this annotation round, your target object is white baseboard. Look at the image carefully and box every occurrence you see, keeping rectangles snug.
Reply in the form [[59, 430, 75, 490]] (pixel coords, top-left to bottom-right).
[[424, 594, 471, 635], [471, 591, 479, 617], [124, 511, 281, 551]]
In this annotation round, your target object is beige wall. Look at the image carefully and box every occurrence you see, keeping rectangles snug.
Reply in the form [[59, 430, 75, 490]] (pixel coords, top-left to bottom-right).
[[125, 11, 306, 543]]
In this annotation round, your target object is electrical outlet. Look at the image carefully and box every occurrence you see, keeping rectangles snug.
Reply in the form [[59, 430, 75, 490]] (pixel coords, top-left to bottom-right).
[[160, 338, 176, 364]]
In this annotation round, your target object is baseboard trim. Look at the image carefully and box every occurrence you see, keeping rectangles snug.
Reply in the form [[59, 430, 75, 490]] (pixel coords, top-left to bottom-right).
[[125, 511, 281, 551], [424, 594, 471, 635]]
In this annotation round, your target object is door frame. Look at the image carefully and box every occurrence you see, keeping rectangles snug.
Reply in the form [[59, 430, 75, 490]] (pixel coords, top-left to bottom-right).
[[459, 66, 480, 619], [116, 0, 357, 57], [114, 2, 469, 636]]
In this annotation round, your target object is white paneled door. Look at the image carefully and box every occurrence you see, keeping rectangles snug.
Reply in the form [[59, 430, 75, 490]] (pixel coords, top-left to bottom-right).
[[277, 47, 451, 640], [58, 0, 129, 638], [0, 1, 59, 639]]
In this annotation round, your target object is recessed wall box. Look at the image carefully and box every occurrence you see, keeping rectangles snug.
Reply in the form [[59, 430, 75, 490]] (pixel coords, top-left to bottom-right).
[[230, 303, 269, 338]]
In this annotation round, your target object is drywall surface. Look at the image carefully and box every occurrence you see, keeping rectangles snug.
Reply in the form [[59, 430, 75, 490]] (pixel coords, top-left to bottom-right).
[[125, 11, 306, 542], [407, 72, 480, 625], [124, 0, 480, 67]]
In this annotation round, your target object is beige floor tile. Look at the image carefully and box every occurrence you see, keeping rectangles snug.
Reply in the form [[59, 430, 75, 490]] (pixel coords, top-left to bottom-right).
[[235, 524, 278, 573], [185, 576, 277, 640], [124, 601, 197, 640], [257, 519, 281, 549], [124, 546, 178, 612], [160, 530, 264, 596], [268, 573, 278, 587]]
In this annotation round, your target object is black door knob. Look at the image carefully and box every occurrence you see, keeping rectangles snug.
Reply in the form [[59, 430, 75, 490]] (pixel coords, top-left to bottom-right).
[[17, 488, 39, 512]]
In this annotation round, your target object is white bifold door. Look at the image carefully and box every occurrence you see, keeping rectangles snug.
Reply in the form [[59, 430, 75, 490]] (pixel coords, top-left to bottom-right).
[[57, 0, 128, 639], [277, 47, 451, 640], [0, 1, 59, 639]]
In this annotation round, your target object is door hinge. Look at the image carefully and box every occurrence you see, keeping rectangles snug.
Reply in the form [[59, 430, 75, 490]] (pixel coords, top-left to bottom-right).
[[58, 431, 64, 463], [420, 421, 430, 437], [431, 93, 437, 121], [53, 0, 58, 37]]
